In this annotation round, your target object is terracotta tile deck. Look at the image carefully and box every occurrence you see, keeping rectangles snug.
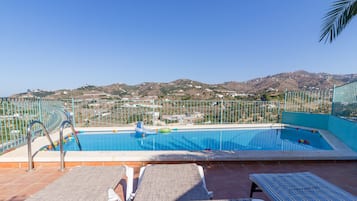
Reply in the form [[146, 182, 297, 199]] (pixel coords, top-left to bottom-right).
[[0, 161, 356, 201]]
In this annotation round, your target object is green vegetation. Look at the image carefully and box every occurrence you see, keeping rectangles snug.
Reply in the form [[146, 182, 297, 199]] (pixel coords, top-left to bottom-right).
[[32, 91, 55, 97], [77, 85, 97, 90], [320, 0, 357, 43], [181, 95, 192, 100]]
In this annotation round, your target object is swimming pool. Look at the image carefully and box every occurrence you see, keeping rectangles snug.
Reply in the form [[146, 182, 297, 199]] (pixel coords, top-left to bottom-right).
[[52, 127, 332, 151]]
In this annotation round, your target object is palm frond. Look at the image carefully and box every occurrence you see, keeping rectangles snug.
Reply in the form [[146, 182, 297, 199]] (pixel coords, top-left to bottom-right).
[[320, 0, 357, 43]]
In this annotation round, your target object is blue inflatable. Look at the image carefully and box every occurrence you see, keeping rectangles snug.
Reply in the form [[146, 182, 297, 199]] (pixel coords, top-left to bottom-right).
[[135, 121, 156, 137], [135, 121, 145, 133]]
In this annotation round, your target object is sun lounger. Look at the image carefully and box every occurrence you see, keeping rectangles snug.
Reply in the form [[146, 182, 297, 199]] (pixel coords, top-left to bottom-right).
[[131, 163, 213, 201], [25, 166, 134, 201], [249, 172, 357, 201]]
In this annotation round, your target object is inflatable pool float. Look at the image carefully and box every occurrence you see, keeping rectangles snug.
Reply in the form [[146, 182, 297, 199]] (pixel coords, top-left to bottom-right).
[[135, 121, 157, 137], [298, 139, 310, 145], [158, 128, 171, 133], [135, 121, 145, 133]]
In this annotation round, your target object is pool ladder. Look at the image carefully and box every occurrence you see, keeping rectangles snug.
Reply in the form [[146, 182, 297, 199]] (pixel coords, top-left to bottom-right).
[[59, 120, 82, 171], [27, 120, 82, 172], [27, 120, 56, 171]]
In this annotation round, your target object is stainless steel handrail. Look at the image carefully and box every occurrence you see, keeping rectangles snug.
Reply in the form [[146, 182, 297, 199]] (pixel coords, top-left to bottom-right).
[[27, 120, 56, 171], [59, 120, 82, 171]]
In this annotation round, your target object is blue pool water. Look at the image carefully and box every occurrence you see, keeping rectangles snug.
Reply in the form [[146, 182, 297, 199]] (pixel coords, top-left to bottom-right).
[[57, 127, 332, 151]]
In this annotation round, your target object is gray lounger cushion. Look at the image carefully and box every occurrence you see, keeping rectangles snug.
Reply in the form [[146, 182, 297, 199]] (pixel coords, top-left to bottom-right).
[[134, 163, 211, 201], [26, 166, 127, 201]]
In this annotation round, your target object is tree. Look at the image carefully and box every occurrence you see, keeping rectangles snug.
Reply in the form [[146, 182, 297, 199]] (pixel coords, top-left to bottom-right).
[[320, 0, 357, 43]]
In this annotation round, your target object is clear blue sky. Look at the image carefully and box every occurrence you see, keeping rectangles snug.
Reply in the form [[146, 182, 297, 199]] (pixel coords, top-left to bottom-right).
[[1, 0, 356, 96]]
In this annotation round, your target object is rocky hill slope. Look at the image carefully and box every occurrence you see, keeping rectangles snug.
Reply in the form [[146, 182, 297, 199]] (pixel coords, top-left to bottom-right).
[[15, 70, 357, 100]]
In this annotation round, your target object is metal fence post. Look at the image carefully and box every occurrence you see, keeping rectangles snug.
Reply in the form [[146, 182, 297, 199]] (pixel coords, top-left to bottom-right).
[[283, 89, 287, 112], [331, 85, 336, 115], [220, 99, 223, 124], [152, 99, 155, 126], [71, 98, 76, 127], [38, 98, 43, 122]]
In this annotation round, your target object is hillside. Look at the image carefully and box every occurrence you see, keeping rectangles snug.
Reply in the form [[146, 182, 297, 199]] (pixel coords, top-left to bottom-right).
[[222, 70, 355, 93], [14, 71, 357, 100]]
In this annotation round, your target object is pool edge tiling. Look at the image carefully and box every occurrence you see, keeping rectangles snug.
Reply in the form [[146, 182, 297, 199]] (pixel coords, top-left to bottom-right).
[[1, 124, 356, 168]]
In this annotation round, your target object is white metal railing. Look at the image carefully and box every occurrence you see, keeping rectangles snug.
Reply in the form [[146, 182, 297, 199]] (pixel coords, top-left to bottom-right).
[[1, 90, 338, 154], [66, 99, 282, 127], [1, 98, 65, 154]]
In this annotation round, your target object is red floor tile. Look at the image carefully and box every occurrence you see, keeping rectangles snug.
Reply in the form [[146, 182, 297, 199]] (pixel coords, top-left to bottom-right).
[[0, 161, 356, 201]]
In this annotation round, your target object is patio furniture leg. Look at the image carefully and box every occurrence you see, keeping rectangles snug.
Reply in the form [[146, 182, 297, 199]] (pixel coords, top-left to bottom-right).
[[250, 182, 262, 197]]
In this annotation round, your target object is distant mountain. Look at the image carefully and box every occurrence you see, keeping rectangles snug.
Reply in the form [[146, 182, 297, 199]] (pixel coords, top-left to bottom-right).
[[221, 70, 357, 93], [13, 71, 357, 100]]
